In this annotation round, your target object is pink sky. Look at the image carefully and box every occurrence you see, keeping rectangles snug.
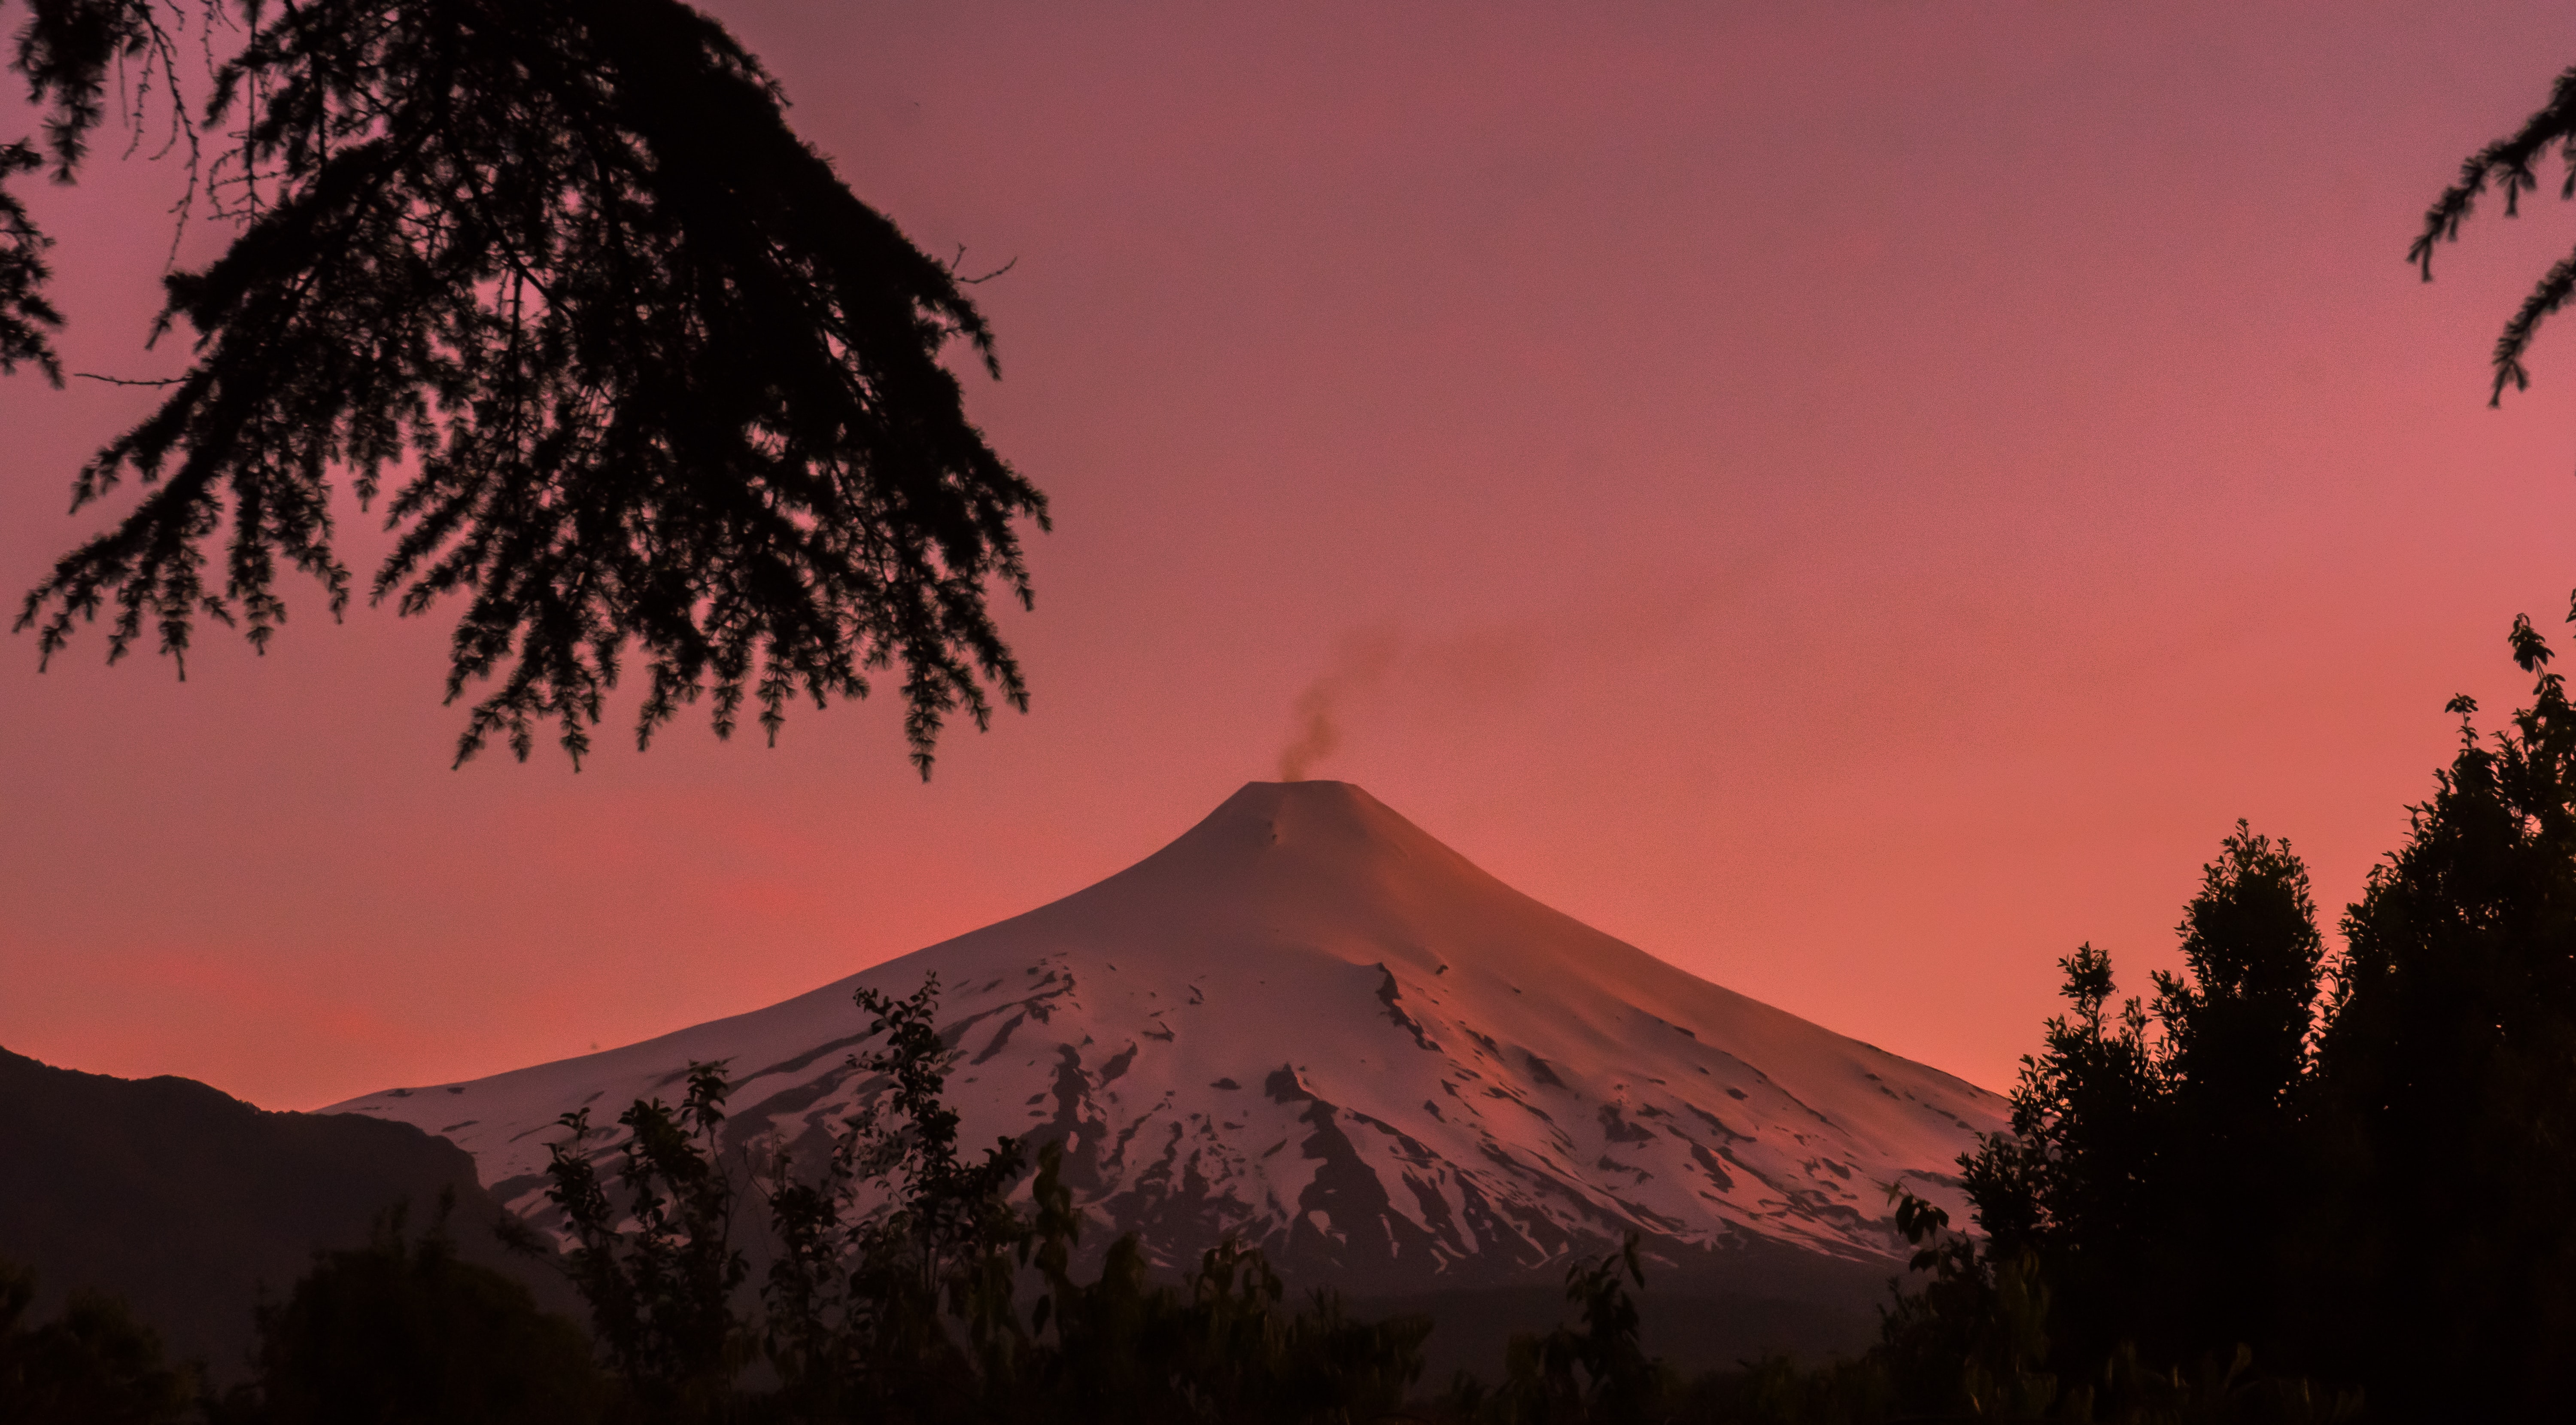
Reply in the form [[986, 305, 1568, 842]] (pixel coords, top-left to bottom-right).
[[8, 1, 2576, 1109]]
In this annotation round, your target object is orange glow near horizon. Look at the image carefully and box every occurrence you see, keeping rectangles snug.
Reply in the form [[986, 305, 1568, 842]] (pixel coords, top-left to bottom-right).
[[9, 2, 2576, 1109]]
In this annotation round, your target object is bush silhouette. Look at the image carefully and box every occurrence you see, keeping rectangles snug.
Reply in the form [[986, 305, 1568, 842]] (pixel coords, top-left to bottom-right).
[[241, 1197, 602, 1425]]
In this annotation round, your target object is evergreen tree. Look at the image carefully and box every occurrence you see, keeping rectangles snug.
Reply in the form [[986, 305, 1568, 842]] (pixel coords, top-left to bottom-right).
[[0, 139, 57, 383], [5, 0, 1046, 768]]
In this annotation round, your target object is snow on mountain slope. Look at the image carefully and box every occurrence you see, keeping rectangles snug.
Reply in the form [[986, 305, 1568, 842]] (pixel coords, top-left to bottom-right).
[[332, 781, 2005, 1288]]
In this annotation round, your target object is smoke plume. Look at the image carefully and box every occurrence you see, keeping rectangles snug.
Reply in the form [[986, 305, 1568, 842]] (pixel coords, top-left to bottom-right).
[[1273, 626, 1540, 781], [1276, 631, 1401, 781], [1270, 584, 1728, 781]]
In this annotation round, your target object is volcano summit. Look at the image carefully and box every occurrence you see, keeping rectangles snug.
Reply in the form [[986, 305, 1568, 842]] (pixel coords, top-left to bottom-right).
[[336, 782, 2003, 1295]]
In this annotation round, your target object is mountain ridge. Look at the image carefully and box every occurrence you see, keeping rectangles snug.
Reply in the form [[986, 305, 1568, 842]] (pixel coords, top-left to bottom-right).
[[0, 1045, 569, 1380]]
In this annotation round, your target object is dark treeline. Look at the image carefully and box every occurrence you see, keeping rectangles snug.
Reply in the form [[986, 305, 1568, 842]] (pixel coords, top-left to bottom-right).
[[24, 621, 2576, 1422], [1926, 612, 2576, 1421]]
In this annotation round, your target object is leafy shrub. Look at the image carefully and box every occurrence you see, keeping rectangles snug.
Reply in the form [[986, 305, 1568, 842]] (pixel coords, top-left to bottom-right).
[[234, 1197, 603, 1425], [0, 1257, 196, 1425]]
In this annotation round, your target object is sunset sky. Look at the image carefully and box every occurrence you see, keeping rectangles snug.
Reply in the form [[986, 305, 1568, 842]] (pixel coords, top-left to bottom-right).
[[8, 1, 2576, 1110]]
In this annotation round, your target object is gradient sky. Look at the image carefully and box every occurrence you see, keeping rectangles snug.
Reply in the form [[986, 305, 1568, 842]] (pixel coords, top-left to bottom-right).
[[9, 1, 2576, 1110]]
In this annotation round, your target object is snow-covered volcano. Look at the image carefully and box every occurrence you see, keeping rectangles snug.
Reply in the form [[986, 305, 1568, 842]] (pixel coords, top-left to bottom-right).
[[334, 782, 2003, 1289]]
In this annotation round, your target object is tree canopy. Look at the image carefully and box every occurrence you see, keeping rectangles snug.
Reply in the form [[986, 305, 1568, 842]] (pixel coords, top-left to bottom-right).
[[4, 0, 1048, 769]]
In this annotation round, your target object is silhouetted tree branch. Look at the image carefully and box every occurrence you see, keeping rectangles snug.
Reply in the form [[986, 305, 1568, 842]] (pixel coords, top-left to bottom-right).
[[2412, 64, 2576, 405], [4, 0, 1048, 771]]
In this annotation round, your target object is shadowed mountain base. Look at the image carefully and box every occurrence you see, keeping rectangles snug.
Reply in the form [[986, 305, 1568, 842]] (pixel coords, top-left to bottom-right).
[[0, 1047, 574, 1381], [1352, 1241, 1894, 1382]]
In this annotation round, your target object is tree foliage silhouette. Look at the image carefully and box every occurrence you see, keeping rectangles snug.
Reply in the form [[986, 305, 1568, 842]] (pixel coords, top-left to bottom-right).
[[1958, 823, 2326, 1376], [225, 1199, 603, 1425], [534, 1062, 748, 1422], [2295, 612, 2576, 1415], [4, 0, 1047, 769], [523, 975, 1430, 1425], [1914, 613, 2576, 1419], [0, 1256, 197, 1425]]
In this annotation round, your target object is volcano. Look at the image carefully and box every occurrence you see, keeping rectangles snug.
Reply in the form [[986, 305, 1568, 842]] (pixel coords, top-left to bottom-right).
[[333, 782, 2003, 1297]]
